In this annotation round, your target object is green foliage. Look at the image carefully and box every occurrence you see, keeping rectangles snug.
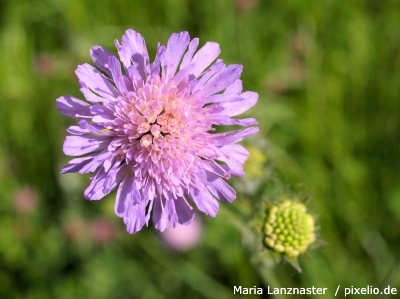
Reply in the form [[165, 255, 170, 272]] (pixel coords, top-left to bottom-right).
[[0, 0, 399, 298]]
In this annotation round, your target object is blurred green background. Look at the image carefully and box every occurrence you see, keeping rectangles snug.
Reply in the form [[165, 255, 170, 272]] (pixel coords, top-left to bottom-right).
[[0, 0, 399, 298]]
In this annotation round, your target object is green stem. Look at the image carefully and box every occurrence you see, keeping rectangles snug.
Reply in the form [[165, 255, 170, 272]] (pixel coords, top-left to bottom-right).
[[221, 206, 284, 298]]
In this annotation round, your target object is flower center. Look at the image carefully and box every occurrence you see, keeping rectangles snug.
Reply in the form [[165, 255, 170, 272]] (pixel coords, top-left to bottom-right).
[[117, 80, 191, 155], [137, 105, 184, 150]]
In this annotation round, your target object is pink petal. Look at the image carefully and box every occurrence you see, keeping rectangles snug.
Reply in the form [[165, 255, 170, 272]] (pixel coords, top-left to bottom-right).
[[190, 42, 221, 76], [56, 95, 90, 118], [162, 32, 190, 79], [90, 45, 113, 75], [115, 29, 150, 79], [75, 63, 120, 99], [63, 135, 109, 156]]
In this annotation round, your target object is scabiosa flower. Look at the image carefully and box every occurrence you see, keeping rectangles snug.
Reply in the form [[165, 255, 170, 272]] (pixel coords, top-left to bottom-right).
[[160, 217, 202, 252], [56, 29, 259, 233], [13, 186, 39, 214]]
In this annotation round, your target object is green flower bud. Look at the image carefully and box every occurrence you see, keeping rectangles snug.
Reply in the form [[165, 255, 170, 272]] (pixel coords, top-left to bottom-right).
[[243, 145, 268, 179], [263, 200, 315, 257]]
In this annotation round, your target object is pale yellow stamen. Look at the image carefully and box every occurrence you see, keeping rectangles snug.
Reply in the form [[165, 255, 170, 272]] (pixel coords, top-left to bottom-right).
[[140, 134, 153, 148], [137, 122, 151, 134], [151, 124, 161, 139]]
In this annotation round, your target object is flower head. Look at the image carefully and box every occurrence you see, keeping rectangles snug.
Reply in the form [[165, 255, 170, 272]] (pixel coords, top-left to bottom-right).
[[263, 200, 316, 257], [160, 217, 202, 251], [13, 186, 39, 214], [57, 29, 258, 233]]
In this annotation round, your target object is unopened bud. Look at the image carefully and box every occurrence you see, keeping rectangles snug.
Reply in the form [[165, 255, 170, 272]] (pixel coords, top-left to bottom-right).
[[263, 200, 315, 257]]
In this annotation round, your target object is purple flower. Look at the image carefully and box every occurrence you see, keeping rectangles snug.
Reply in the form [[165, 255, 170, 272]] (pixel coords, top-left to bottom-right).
[[161, 217, 203, 251], [57, 29, 259, 234]]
